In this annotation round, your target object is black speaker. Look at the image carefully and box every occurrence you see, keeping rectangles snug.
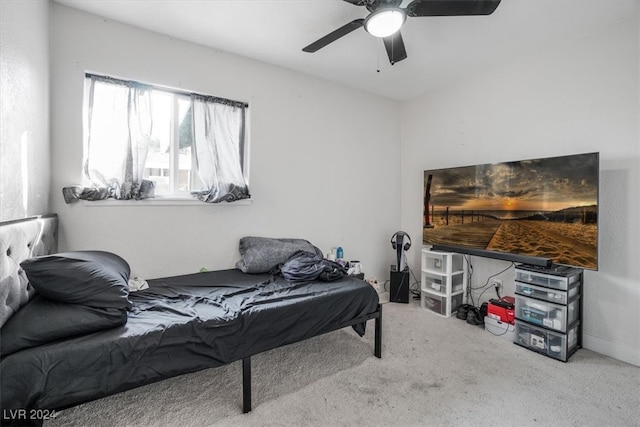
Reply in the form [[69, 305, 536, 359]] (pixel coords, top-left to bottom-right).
[[390, 270, 410, 303]]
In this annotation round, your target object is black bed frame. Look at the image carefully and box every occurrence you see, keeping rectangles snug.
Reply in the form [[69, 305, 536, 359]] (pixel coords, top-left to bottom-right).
[[241, 303, 382, 412], [47, 304, 381, 422], [0, 215, 383, 421]]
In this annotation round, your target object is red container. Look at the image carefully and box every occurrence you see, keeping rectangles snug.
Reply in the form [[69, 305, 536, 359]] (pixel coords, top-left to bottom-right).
[[487, 296, 515, 324]]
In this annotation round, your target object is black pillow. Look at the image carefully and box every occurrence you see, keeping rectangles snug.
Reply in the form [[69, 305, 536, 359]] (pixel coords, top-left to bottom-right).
[[0, 294, 127, 356], [20, 251, 132, 310]]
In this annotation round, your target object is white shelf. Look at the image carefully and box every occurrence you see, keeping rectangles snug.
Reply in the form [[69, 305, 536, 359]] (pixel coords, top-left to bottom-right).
[[420, 249, 467, 317]]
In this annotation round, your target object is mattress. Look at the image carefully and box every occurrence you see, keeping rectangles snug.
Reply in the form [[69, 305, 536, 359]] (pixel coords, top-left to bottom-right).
[[0, 269, 379, 411]]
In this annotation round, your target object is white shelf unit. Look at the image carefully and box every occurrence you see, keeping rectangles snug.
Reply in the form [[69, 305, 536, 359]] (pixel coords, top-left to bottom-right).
[[420, 249, 467, 317]]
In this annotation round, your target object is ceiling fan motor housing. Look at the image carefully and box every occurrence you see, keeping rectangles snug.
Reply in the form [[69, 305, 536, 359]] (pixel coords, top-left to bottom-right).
[[364, 0, 404, 13]]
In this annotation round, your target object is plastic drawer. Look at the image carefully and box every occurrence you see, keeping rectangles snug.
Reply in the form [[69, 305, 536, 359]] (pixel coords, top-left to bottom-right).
[[514, 269, 580, 291], [421, 291, 463, 317], [515, 321, 580, 362], [421, 271, 464, 294], [515, 295, 579, 333], [515, 282, 579, 305], [422, 251, 463, 273]]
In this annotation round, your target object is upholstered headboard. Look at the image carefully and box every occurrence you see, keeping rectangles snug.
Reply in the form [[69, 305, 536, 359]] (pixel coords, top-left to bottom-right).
[[0, 214, 58, 327]]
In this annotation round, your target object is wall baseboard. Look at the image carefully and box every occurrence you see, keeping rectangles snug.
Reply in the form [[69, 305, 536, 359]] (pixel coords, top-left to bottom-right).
[[583, 333, 639, 367]]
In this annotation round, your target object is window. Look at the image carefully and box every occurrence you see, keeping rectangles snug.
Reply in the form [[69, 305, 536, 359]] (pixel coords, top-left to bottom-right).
[[63, 74, 250, 204], [144, 91, 200, 196]]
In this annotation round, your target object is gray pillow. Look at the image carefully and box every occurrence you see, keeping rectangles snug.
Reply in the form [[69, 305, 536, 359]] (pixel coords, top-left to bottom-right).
[[235, 237, 319, 273], [20, 251, 132, 310], [0, 220, 42, 328], [0, 265, 34, 328]]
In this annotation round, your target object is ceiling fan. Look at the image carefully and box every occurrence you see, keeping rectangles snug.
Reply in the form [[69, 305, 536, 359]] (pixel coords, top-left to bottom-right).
[[302, 0, 501, 65]]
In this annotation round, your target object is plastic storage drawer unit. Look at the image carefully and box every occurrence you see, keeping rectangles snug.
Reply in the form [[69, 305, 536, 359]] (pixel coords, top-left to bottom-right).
[[422, 292, 463, 317], [514, 264, 583, 362], [421, 250, 467, 318], [515, 321, 580, 362], [515, 295, 580, 333], [421, 251, 463, 273], [515, 282, 579, 305], [422, 271, 464, 293], [515, 267, 581, 291]]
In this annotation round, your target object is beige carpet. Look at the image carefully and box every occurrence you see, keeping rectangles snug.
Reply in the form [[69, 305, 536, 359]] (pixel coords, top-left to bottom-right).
[[47, 298, 639, 426]]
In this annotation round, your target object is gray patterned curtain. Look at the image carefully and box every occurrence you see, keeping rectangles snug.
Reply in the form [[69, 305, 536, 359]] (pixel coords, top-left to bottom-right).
[[190, 94, 250, 203]]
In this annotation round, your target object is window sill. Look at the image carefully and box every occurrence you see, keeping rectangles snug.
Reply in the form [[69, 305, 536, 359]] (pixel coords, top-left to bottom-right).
[[82, 197, 253, 207]]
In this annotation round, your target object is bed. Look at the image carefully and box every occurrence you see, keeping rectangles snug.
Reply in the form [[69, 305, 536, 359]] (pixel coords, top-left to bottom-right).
[[0, 215, 381, 425]]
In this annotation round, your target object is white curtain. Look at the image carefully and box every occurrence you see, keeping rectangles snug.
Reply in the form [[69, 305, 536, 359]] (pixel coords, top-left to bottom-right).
[[191, 95, 250, 203], [63, 75, 249, 204], [63, 75, 154, 203]]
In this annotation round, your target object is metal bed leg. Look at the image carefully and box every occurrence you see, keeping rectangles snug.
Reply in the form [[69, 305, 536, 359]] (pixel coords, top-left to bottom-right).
[[242, 357, 251, 413], [240, 306, 381, 413], [375, 304, 382, 358]]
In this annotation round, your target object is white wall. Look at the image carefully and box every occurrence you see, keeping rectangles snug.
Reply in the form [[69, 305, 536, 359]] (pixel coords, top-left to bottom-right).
[[0, 0, 50, 221], [44, 1, 639, 366], [401, 12, 640, 366], [50, 4, 401, 282]]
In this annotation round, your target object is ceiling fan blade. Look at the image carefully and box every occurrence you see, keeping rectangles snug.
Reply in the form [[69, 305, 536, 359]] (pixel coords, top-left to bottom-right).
[[383, 31, 407, 65], [302, 19, 365, 53], [406, 0, 501, 17]]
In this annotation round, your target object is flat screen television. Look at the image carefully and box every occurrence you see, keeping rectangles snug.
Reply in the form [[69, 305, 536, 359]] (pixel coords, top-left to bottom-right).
[[423, 152, 599, 270]]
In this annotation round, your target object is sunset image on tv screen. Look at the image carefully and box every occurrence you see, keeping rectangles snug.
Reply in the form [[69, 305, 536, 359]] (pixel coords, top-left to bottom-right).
[[423, 152, 599, 269]]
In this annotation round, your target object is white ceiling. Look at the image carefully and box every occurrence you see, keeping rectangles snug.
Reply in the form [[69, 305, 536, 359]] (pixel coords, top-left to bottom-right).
[[53, 0, 635, 101]]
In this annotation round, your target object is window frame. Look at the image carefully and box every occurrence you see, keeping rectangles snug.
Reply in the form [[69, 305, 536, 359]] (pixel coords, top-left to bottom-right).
[[82, 73, 250, 203]]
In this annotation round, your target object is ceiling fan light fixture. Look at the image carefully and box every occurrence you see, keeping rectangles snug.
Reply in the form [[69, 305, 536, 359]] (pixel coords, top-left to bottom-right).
[[364, 8, 406, 38]]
